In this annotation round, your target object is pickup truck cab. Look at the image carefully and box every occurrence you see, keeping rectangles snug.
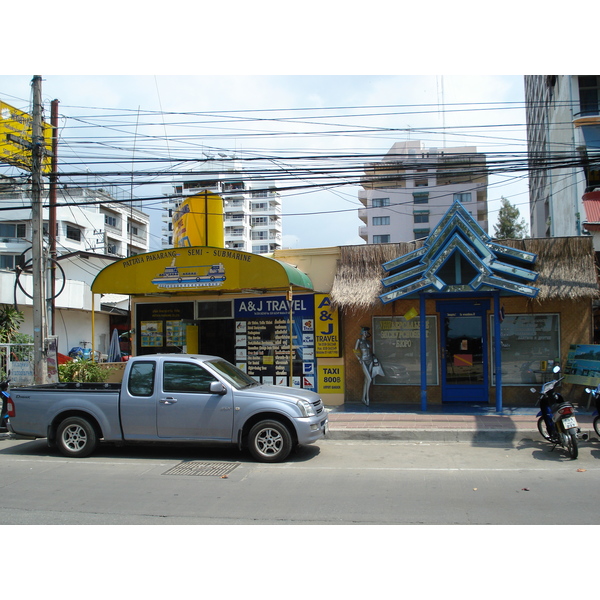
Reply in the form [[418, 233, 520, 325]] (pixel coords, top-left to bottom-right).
[[7, 354, 329, 462]]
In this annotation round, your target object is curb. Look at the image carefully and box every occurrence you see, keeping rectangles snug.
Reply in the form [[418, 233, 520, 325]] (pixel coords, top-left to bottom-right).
[[325, 429, 540, 443]]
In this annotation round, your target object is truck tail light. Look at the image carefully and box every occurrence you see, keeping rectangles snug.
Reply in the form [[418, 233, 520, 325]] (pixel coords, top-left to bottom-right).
[[7, 398, 15, 418]]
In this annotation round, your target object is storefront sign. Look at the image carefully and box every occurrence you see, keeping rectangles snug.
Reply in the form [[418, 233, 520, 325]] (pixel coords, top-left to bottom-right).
[[318, 365, 344, 393], [314, 293, 340, 357], [234, 295, 316, 389], [565, 344, 600, 387], [92, 246, 313, 295]]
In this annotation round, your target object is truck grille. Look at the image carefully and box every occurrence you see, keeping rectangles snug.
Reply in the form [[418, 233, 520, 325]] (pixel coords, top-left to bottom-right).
[[313, 398, 324, 415]]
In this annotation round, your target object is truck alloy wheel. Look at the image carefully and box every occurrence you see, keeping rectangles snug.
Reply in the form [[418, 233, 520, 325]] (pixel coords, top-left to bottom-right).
[[56, 416, 98, 458], [248, 420, 293, 463]]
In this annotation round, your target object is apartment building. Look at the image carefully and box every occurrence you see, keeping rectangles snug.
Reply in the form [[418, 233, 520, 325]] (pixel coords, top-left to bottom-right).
[[162, 166, 282, 254], [524, 75, 600, 238], [358, 141, 488, 243], [0, 182, 150, 269]]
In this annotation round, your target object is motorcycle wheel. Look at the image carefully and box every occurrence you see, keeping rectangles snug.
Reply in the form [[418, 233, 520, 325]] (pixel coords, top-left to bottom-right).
[[565, 431, 578, 460], [537, 417, 553, 441], [594, 415, 600, 438]]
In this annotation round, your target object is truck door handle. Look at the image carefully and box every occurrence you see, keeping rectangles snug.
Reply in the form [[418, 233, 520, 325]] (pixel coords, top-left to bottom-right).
[[159, 397, 178, 405]]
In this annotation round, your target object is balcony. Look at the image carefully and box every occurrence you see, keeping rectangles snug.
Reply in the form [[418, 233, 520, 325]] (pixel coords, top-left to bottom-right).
[[573, 109, 600, 151]]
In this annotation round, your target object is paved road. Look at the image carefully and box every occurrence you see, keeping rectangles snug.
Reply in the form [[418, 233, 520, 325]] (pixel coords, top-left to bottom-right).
[[1, 436, 600, 524]]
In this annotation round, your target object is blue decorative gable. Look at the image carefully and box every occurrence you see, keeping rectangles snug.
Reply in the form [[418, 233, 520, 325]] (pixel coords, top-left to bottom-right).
[[380, 201, 539, 303]]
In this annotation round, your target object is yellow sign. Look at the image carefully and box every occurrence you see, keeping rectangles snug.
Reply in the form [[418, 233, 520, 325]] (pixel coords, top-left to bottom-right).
[[91, 246, 313, 295], [173, 192, 224, 248], [318, 365, 344, 394], [0, 100, 53, 173], [404, 306, 418, 320], [314, 293, 340, 357]]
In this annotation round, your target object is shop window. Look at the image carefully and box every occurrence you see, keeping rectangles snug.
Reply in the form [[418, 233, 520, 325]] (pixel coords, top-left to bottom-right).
[[197, 301, 232, 319], [372, 316, 439, 385], [490, 313, 560, 385]]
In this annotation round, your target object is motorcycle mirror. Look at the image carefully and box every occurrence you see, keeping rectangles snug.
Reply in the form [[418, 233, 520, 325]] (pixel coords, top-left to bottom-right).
[[552, 365, 561, 373], [585, 388, 592, 393]]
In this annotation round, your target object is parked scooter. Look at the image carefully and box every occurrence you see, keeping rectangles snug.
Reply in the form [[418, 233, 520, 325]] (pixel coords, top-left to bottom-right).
[[1, 374, 12, 432], [533, 365, 583, 459], [584, 382, 600, 439]]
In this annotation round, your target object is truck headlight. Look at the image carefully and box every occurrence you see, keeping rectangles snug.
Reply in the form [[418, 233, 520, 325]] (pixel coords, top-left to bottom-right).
[[296, 399, 316, 417]]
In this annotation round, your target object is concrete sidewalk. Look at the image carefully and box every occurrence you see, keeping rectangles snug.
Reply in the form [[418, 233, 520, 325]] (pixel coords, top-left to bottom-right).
[[325, 404, 598, 443]]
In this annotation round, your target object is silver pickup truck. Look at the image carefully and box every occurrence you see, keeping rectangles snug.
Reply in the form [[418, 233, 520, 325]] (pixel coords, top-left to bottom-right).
[[7, 354, 328, 462]]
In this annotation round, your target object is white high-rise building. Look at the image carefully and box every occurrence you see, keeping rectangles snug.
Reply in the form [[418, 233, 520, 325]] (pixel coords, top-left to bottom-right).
[[524, 75, 600, 238], [161, 165, 282, 254], [358, 141, 488, 243]]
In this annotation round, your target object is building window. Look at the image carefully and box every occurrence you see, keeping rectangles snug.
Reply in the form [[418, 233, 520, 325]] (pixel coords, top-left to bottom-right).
[[413, 228, 430, 238], [127, 223, 139, 236], [415, 178, 428, 187], [252, 216, 268, 226], [373, 235, 390, 243], [454, 192, 472, 203], [253, 244, 269, 254], [372, 197, 390, 208], [66, 225, 82, 242], [253, 202, 268, 211], [373, 216, 390, 226], [0, 255, 17, 270], [413, 192, 429, 204], [252, 190, 268, 198], [414, 212, 429, 224], [105, 214, 118, 227], [0, 223, 26, 238], [579, 76, 600, 116]]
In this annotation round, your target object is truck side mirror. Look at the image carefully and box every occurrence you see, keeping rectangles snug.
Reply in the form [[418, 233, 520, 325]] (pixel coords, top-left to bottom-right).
[[210, 381, 227, 395]]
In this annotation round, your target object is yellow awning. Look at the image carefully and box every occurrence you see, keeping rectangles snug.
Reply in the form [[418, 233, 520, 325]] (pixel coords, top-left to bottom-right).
[[91, 246, 313, 295]]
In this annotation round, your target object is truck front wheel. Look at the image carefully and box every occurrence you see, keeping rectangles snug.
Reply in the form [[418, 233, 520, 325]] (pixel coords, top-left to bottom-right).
[[56, 416, 98, 458], [248, 420, 293, 463]]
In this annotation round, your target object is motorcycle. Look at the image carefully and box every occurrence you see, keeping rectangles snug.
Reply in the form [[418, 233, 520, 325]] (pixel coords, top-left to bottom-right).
[[533, 365, 583, 459], [1, 374, 12, 432], [584, 382, 600, 439]]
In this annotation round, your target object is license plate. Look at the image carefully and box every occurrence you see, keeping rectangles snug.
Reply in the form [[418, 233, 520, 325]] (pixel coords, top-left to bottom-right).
[[562, 416, 578, 429]]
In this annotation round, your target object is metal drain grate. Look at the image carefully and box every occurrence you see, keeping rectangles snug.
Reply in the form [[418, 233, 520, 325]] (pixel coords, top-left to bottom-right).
[[162, 461, 240, 477]]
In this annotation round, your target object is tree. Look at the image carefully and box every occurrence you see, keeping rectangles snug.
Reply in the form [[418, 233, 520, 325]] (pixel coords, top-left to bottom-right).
[[0, 305, 24, 344], [493, 197, 528, 239]]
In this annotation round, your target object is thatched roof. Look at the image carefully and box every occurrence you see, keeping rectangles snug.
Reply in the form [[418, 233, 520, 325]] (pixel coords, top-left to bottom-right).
[[330, 236, 598, 311]]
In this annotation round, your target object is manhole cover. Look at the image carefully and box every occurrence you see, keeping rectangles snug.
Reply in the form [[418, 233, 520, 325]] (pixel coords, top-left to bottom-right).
[[162, 461, 240, 477]]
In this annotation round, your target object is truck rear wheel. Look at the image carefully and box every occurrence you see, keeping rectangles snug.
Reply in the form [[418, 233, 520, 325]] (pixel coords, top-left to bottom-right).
[[247, 420, 293, 463], [56, 416, 98, 458]]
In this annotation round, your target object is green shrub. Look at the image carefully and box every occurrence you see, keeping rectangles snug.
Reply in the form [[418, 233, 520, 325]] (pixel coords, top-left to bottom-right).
[[58, 360, 112, 383]]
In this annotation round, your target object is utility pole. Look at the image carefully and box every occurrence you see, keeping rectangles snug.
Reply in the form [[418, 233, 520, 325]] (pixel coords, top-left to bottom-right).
[[48, 99, 59, 336], [31, 75, 48, 384]]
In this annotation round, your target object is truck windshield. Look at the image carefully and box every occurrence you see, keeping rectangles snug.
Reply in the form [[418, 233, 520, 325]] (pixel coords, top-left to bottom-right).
[[207, 359, 259, 390]]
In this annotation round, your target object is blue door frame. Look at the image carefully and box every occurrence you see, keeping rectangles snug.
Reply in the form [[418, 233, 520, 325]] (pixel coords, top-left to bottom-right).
[[438, 300, 490, 403]]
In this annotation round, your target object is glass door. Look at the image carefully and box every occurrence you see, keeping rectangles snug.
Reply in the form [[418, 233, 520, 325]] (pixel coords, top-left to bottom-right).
[[439, 301, 489, 403]]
